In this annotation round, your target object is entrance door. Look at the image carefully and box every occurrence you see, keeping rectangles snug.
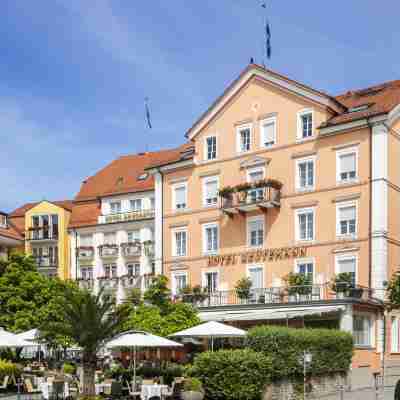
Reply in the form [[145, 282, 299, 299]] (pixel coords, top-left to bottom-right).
[[248, 265, 264, 303], [204, 271, 219, 305]]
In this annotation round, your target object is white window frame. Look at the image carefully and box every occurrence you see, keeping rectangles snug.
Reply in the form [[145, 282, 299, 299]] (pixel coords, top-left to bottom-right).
[[110, 201, 121, 214], [246, 264, 265, 288], [335, 253, 358, 285], [295, 156, 316, 192], [294, 257, 315, 284], [247, 215, 265, 248], [172, 182, 188, 211], [246, 166, 265, 183], [130, 198, 143, 211], [336, 200, 358, 239], [236, 123, 252, 153], [172, 228, 188, 257], [336, 146, 359, 184], [297, 108, 314, 140], [202, 223, 219, 255], [171, 271, 188, 295], [353, 313, 375, 348], [294, 207, 315, 242], [127, 230, 141, 243], [201, 269, 220, 292], [259, 116, 277, 148], [202, 175, 219, 207], [204, 135, 217, 161], [392, 317, 400, 353]]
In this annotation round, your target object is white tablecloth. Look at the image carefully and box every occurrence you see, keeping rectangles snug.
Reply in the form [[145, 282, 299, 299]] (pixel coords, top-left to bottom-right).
[[141, 384, 169, 400], [39, 381, 69, 400], [95, 383, 111, 395]]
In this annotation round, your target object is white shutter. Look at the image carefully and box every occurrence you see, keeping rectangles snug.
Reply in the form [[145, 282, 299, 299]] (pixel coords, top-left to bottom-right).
[[175, 186, 186, 206], [338, 258, 355, 274], [249, 267, 263, 289], [263, 121, 275, 145], [392, 318, 399, 353], [340, 206, 356, 221], [340, 153, 356, 173]]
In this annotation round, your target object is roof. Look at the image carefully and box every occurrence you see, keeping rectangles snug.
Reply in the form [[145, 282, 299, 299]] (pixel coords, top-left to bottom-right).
[[324, 79, 400, 127], [10, 200, 74, 217], [75, 145, 192, 201], [68, 200, 101, 229], [0, 224, 23, 241]]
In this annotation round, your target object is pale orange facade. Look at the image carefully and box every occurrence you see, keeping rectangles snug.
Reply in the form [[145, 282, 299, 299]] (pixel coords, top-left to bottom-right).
[[147, 64, 400, 384]]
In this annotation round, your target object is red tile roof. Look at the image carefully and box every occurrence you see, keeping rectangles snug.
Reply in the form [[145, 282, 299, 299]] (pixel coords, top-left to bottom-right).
[[68, 200, 101, 229], [0, 224, 23, 241]]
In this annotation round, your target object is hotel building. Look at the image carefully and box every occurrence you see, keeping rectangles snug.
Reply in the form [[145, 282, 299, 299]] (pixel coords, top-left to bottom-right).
[[8, 201, 73, 278], [146, 64, 400, 381], [68, 148, 188, 303]]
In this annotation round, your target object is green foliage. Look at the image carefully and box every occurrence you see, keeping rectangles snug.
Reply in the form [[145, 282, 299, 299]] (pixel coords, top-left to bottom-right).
[[181, 285, 208, 304], [284, 272, 312, 295], [126, 288, 142, 306], [386, 274, 400, 309], [0, 359, 21, 378], [183, 377, 204, 393], [235, 277, 252, 300], [144, 275, 171, 310], [331, 273, 354, 293], [124, 301, 200, 337], [62, 362, 76, 375], [246, 326, 353, 380], [191, 349, 272, 400], [0, 253, 79, 344]]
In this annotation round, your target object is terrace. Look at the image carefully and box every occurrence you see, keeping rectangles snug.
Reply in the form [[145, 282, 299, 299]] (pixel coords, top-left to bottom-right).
[[219, 179, 281, 216]]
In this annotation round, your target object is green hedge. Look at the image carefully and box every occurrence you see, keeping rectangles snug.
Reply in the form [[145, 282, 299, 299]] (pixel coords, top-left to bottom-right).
[[0, 359, 21, 379], [247, 326, 353, 379], [191, 349, 272, 400]]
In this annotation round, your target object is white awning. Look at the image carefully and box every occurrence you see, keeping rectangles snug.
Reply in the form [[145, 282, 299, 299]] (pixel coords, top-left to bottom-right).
[[170, 321, 246, 339], [199, 305, 345, 322]]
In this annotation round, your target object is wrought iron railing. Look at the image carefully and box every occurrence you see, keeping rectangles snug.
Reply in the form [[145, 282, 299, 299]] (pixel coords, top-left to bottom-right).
[[98, 209, 155, 224], [26, 227, 58, 241]]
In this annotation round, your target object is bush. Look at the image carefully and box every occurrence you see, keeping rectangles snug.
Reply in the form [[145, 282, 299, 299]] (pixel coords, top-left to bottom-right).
[[62, 362, 76, 375], [191, 349, 272, 400], [183, 377, 204, 393], [247, 326, 353, 380], [0, 359, 21, 379]]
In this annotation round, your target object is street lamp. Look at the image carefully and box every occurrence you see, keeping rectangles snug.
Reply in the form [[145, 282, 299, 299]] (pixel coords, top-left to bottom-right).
[[300, 351, 312, 400]]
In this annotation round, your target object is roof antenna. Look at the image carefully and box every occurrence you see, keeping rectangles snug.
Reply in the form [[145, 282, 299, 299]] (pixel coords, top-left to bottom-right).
[[250, 57, 255, 64]]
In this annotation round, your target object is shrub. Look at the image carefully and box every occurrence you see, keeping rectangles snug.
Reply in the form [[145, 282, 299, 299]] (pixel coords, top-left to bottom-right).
[[183, 377, 204, 393], [247, 326, 353, 380], [0, 359, 21, 379], [235, 277, 252, 300], [62, 362, 76, 375], [191, 349, 272, 400]]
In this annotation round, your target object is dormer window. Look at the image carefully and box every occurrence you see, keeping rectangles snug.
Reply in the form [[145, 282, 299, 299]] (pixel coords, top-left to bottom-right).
[[138, 172, 149, 181], [237, 124, 252, 153], [110, 201, 121, 214]]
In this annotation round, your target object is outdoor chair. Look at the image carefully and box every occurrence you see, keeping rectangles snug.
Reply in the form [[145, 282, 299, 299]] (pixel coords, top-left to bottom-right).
[[0, 375, 9, 391], [126, 380, 140, 399]]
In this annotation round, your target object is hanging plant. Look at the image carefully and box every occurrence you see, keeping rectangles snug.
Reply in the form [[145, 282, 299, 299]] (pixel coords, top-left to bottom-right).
[[266, 178, 283, 190]]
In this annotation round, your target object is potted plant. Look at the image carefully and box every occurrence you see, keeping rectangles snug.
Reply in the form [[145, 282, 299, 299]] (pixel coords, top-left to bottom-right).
[[182, 378, 205, 400], [266, 178, 283, 190], [180, 285, 208, 305], [331, 273, 354, 299], [235, 277, 252, 303], [235, 183, 252, 203], [284, 272, 312, 301]]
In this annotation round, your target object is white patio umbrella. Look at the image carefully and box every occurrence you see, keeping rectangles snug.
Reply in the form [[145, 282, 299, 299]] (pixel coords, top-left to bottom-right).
[[0, 327, 31, 348], [170, 321, 247, 351], [16, 329, 44, 361], [107, 331, 182, 387]]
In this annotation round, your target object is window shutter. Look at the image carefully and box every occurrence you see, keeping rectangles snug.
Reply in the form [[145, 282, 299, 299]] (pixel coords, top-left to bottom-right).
[[340, 206, 356, 221], [341, 153, 356, 173], [338, 258, 355, 274], [263, 121, 275, 145], [175, 186, 186, 205]]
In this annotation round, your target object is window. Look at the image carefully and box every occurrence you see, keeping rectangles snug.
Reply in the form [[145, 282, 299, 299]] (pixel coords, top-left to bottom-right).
[[110, 201, 121, 214], [205, 136, 217, 160], [172, 272, 188, 295], [173, 229, 187, 257], [337, 148, 357, 183], [203, 271, 218, 293], [80, 234, 93, 247], [104, 232, 116, 245], [260, 117, 276, 148], [296, 259, 314, 283], [0, 214, 6, 228], [203, 224, 219, 254], [248, 265, 263, 290], [203, 176, 219, 207], [336, 255, 356, 286], [337, 202, 357, 237], [237, 124, 251, 153], [296, 157, 315, 191], [127, 230, 140, 243], [127, 263, 140, 277], [130, 199, 142, 211], [353, 315, 372, 346], [297, 109, 313, 139], [150, 197, 155, 209], [295, 208, 315, 241], [81, 267, 93, 280], [392, 318, 399, 353], [173, 183, 187, 211], [247, 168, 265, 202], [248, 217, 264, 247]]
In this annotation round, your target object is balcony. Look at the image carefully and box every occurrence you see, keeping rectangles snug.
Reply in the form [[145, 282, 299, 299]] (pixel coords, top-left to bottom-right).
[[98, 244, 119, 258], [78, 279, 94, 290], [219, 179, 282, 216], [34, 256, 58, 269], [181, 284, 375, 308], [121, 274, 142, 289], [78, 246, 95, 260], [26, 227, 58, 242], [121, 241, 142, 257], [143, 240, 155, 258], [98, 209, 155, 224], [99, 277, 119, 290]]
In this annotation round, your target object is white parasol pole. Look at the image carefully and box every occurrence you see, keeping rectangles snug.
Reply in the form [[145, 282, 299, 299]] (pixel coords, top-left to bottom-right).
[[133, 346, 137, 389]]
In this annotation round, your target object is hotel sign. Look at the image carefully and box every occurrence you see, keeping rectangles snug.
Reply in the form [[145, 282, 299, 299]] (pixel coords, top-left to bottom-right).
[[207, 246, 307, 267]]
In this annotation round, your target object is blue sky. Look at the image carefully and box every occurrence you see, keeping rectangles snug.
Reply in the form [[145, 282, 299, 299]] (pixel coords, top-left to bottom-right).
[[1, 0, 399, 211]]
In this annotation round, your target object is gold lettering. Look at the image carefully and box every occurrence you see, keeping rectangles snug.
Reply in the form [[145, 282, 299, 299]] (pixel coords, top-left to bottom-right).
[[299, 247, 307, 257]]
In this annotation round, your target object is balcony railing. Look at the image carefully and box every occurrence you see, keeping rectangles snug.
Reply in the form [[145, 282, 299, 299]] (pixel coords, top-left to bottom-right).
[[219, 180, 281, 216], [78, 246, 95, 259], [34, 257, 58, 268], [98, 209, 155, 224], [99, 278, 119, 290], [181, 284, 375, 308], [121, 242, 142, 257], [26, 227, 58, 241], [78, 279, 94, 290], [98, 244, 119, 258], [121, 274, 142, 289]]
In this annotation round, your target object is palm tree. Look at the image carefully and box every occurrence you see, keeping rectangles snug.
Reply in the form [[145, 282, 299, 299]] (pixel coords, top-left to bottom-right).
[[42, 287, 129, 397]]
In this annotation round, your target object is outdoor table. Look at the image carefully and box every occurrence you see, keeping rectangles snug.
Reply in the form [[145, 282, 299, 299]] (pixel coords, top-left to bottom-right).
[[39, 380, 69, 399], [95, 382, 112, 395], [140, 384, 169, 400]]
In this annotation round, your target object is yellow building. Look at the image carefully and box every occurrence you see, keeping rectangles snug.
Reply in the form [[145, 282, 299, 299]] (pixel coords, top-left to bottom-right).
[[9, 200, 73, 279]]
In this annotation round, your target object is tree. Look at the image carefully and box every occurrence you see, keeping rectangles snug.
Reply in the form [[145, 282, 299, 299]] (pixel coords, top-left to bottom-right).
[[42, 287, 130, 397], [143, 275, 170, 310], [387, 274, 400, 309]]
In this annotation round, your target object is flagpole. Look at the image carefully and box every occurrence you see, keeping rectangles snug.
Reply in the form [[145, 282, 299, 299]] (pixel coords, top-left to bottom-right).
[[144, 97, 152, 153]]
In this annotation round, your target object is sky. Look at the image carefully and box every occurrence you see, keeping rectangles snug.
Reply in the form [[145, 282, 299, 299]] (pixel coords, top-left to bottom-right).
[[1, 0, 400, 211]]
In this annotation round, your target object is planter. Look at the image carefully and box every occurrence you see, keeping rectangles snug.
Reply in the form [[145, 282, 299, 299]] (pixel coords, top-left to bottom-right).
[[182, 391, 204, 400]]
